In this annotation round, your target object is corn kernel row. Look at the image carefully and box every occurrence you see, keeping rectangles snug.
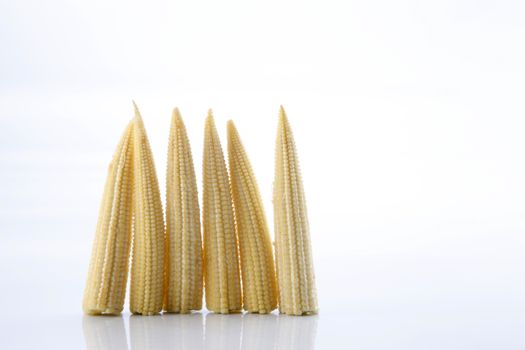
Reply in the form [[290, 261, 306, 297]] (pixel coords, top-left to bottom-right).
[[83, 105, 317, 315]]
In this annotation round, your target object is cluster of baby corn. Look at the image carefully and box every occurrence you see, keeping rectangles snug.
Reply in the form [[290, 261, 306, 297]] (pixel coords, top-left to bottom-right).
[[83, 104, 317, 316]]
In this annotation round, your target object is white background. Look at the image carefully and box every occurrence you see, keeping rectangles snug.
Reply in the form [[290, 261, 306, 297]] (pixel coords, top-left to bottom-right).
[[1, 0, 525, 348]]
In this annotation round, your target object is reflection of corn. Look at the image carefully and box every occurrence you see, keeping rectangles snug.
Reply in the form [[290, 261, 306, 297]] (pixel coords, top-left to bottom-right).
[[205, 313, 243, 350], [202, 111, 242, 313], [130, 103, 165, 315], [129, 315, 165, 350], [276, 314, 318, 349], [241, 314, 278, 350], [164, 313, 204, 349], [164, 108, 203, 313], [227, 121, 278, 313], [83, 121, 134, 315], [82, 315, 129, 350], [273, 107, 318, 315]]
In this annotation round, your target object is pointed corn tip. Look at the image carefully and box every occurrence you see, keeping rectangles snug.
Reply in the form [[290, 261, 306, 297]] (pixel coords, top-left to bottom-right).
[[132, 101, 143, 123], [226, 120, 237, 141], [278, 105, 289, 130], [126, 119, 134, 132], [205, 110, 215, 128], [172, 107, 183, 125], [279, 105, 289, 123], [229, 119, 242, 139], [226, 119, 235, 131], [204, 111, 217, 144]]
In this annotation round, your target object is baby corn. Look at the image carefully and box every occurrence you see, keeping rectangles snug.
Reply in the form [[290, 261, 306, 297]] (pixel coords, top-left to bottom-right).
[[202, 111, 242, 313], [227, 121, 278, 313], [164, 108, 203, 313], [130, 103, 165, 315], [273, 106, 318, 315], [82, 122, 134, 315]]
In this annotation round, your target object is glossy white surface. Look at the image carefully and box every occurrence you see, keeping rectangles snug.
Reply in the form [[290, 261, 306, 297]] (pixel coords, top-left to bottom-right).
[[1, 249, 524, 349]]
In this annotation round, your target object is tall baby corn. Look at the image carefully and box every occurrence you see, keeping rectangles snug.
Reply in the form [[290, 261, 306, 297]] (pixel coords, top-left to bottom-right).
[[164, 108, 203, 313], [227, 121, 278, 313], [83, 122, 134, 315], [202, 111, 242, 313], [130, 103, 165, 315], [273, 106, 318, 315]]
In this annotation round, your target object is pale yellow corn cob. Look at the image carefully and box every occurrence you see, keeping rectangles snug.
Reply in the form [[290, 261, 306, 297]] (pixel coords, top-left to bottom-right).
[[164, 108, 203, 313], [202, 111, 242, 313], [130, 103, 165, 315], [227, 121, 278, 313], [273, 106, 318, 315], [82, 121, 134, 315]]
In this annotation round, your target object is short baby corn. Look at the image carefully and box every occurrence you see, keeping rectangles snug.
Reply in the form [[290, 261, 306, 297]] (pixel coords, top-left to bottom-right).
[[83, 121, 134, 315], [227, 121, 278, 313], [273, 106, 318, 315], [164, 108, 203, 313], [130, 104, 166, 315], [202, 111, 242, 313]]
